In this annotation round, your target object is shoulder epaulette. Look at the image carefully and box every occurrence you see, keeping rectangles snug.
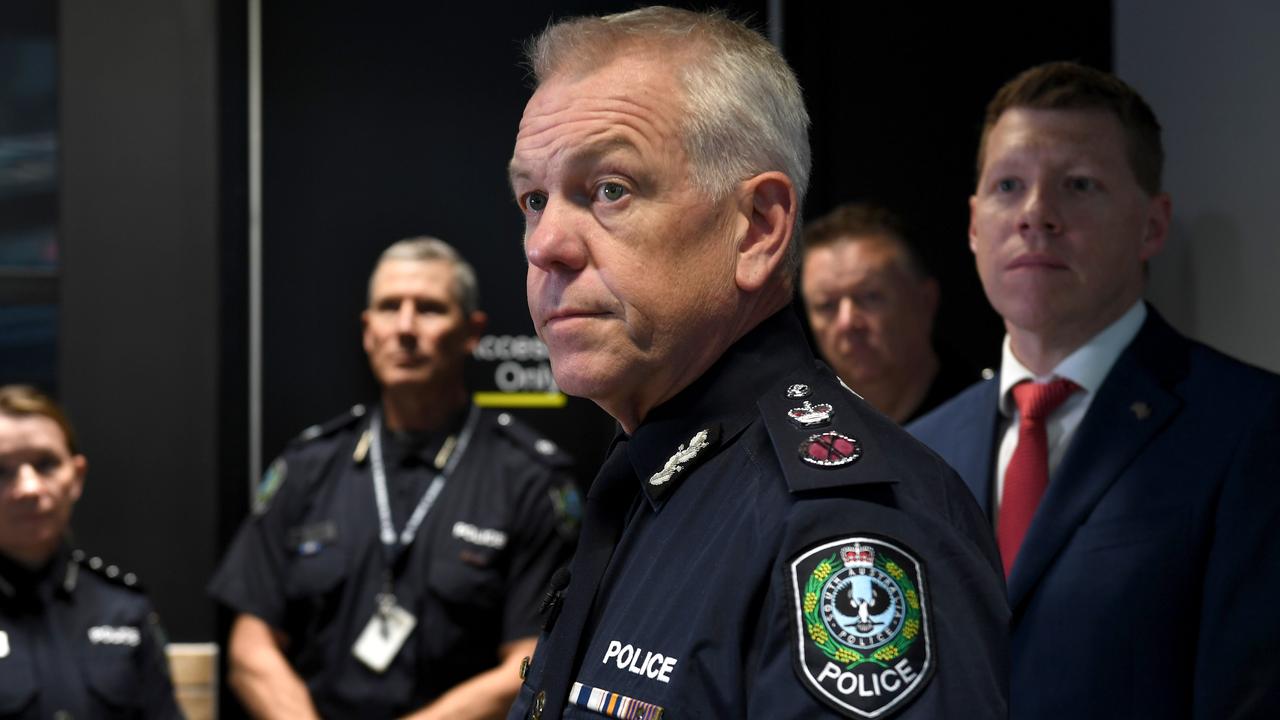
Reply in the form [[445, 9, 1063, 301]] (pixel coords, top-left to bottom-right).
[[69, 549, 147, 594], [490, 411, 574, 469], [757, 372, 898, 494], [291, 404, 367, 446]]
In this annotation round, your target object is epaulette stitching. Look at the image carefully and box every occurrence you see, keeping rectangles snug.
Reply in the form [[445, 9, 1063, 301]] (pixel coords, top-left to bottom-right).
[[294, 404, 367, 445]]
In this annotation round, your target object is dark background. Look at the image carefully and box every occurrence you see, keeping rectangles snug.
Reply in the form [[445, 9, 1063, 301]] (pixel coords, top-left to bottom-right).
[[5, 3, 1111, 707]]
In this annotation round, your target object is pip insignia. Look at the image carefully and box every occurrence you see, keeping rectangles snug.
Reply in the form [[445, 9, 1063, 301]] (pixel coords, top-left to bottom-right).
[[649, 429, 712, 486], [789, 401, 834, 428], [800, 432, 862, 467], [1130, 401, 1151, 420], [786, 383, 812, 399], [790, 536, 933, 718]]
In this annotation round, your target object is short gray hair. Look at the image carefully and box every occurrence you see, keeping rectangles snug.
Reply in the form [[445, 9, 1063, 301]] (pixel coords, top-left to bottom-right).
[[526, 6, 811, 274], [368, 236, 480, 316]]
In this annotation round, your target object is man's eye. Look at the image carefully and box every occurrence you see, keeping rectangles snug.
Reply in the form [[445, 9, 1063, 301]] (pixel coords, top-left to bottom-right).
[[596, 182, 628, 203], [522, 192, 548, 213], [1066, 176, 1096, 192], [995, 178, 1020, 193]]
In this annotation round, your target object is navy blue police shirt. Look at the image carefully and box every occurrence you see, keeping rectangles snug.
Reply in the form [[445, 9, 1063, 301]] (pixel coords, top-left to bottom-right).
[[209, 404, 581, 719], [510, 309, 1008, 719], [0, 547, 183, 719]]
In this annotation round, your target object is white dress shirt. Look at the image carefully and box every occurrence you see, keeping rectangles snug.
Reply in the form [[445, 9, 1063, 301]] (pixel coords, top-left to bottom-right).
[[992, 301, 1147, 524]]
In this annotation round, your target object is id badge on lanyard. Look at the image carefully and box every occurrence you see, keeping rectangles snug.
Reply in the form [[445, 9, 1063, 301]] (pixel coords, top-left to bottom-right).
[[352, 405, 479, 673]]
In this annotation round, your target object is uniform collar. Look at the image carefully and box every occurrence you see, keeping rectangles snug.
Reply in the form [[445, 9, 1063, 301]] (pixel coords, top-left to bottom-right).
[[0, 544, 75, 603], [365, 403, 470, 469], [628, 307, 814, 510]]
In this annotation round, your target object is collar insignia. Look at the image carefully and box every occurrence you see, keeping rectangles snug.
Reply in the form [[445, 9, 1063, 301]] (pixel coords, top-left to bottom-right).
[[649, 429, 712, 486], [788, 401, 834, 428]]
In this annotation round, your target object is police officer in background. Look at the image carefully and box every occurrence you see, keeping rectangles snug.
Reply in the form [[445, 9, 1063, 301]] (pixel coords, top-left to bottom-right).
[[0, 384, 183, 719], [507, 7, 1007, 719], [210, 237, 580, 719]]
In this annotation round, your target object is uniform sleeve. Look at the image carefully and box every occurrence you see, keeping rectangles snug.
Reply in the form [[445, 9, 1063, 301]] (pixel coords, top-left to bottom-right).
[[206, 454, 298, 628], [745, 495, 1009, 720], [1193, 396, 1280, 719], [136, 606, 187, 719], [501, 464, 581, 643]]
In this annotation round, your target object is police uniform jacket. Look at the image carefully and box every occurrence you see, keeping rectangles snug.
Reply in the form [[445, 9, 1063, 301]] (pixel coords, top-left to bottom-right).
[[209, 403, 580, 719], [0, 546, 182, 719], [511, 309, 1009, 720]]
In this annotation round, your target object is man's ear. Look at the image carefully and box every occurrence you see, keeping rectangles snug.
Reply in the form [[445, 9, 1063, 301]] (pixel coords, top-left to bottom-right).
[[1140, 192, 1172, 261], [360, 309, 374, 354], [734, 171, 797, 292], [465, 310, 488, 353]]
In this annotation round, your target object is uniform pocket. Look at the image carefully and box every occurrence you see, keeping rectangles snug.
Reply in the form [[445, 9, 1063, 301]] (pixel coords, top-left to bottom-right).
[[284, 543, 347, 598], [426, 551, 502, 608], [82, 649, 143, 717]]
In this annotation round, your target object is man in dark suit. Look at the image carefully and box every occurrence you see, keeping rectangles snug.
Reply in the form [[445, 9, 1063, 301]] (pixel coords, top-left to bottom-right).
[[909, 61, 1280, 719]]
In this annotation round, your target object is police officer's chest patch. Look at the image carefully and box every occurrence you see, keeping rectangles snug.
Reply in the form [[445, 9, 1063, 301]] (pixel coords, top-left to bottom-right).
[[790, 536, 933, 718]]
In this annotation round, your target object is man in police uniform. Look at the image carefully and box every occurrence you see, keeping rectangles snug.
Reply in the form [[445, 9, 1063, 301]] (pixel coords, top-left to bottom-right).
[[506, 8, 1007, 719], [0, 384, 183, 719], [210, 237, 580, 719]]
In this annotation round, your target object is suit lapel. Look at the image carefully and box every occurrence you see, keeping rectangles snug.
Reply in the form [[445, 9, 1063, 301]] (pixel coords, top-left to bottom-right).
[[1007, 313, 1187, 607], [946, 381, 1000, 515]]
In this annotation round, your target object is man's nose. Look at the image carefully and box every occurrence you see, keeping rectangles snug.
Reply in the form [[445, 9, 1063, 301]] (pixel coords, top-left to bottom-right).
[[395, 300, 417, 334], [1018, 182, 1063, 236], [834, 298, 866, 331], [525, 198, 588, 273]]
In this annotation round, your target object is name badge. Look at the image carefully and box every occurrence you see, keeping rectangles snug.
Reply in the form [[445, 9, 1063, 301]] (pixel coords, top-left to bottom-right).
[[352, 603, 416, 673], [0, 630, 9, 658]]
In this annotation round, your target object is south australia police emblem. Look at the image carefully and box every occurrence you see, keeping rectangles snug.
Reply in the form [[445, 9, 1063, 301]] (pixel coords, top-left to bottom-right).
[[790, 536, 932, 718]]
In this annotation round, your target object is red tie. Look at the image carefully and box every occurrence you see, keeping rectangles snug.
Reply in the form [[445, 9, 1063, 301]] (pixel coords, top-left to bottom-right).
[[998, 378, 1079, 577]]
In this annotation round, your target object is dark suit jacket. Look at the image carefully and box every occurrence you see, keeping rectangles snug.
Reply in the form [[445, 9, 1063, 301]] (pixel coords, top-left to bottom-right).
[[908, 308, 1280, 719]]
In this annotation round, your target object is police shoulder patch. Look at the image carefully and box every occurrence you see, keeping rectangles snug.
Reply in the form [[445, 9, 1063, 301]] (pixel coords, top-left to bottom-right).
[[790, 535, 933, 718], [252, 457, 287, 515]]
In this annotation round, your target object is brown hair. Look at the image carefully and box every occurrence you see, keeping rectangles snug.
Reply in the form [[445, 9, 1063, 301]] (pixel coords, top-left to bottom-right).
[[977, 61, 1164, 195], [801, 202, 929, 280], [0, 385, 79, 455]]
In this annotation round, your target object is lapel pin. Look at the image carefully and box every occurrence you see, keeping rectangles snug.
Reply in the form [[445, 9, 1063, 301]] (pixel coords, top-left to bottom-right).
[[1130, 401, 1151, 420], [786, 383, 811, 399], [788, 401, 834, 428], [799, 431, 862, 467]]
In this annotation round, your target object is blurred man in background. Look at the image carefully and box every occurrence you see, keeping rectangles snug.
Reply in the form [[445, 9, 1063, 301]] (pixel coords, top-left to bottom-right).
[[801, 202, 975, 423], [210, 237, 579, 719]]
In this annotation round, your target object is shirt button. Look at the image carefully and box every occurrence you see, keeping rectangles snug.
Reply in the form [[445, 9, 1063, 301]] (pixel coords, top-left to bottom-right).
[[531, 690, 546, 719], [53, 712, 74, 720], [519, 655, 530, 680]]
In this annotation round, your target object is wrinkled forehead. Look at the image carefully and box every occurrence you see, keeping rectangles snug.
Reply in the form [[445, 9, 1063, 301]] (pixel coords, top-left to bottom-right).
[[511, 54, 690, 179]]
